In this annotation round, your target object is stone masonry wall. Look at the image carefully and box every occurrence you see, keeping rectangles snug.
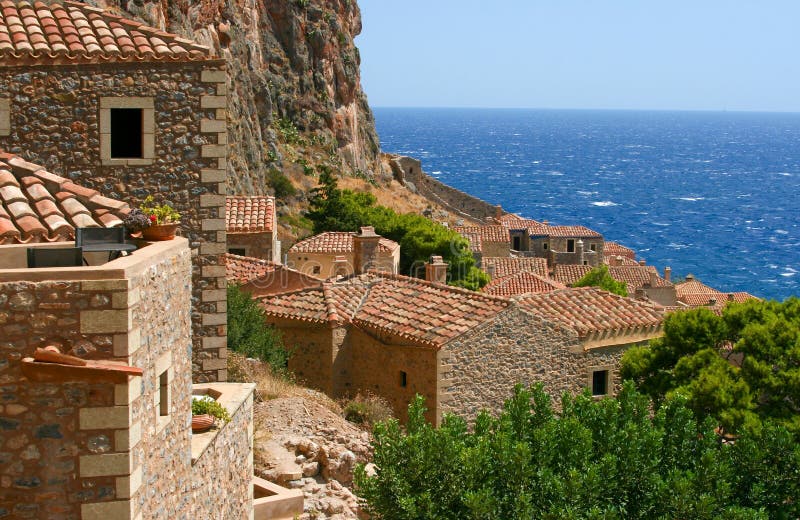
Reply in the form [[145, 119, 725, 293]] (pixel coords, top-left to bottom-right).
[[0, 62, 228, 383], [190, 384, 255, 519], [0, 242, 194, 519], [439, 307, 626, 424], [387, 154, 501, 223], [228, 231, 277, 263]]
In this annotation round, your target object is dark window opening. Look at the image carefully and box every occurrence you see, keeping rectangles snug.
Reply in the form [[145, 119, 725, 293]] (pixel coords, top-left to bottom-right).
[[592, 370, 608, 396], [512, 236, 521, 250], [590, 243, 597, 252], [567, 239, 576, 253], [159, 370, 169, 416], [228, 248, 246, 256], [110, 108, 143, 158], [400, 371, 407, 387], [312, 265, 321, 275], [543, 243, 548, 250], [583, 261, 589, 265]]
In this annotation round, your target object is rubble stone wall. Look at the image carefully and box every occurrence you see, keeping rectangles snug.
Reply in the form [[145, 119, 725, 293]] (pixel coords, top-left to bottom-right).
[[0, 61, 228, 383], [438, 307, 626, 423], [228, 231, 277, 263]]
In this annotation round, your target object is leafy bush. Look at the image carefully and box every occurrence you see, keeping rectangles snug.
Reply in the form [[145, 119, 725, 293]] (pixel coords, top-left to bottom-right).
[[355, 383, 800, 519], [274, 117, 303, 144], [191, 396, 231, 422], [139, 195, 180, 224], [343, 393, 393, 428], [227, 284, 290, 373], [622, 298, 800, 436], [573, 264, 628, 296], [122, 208, 151, 233], [267, 168, 296, 198]]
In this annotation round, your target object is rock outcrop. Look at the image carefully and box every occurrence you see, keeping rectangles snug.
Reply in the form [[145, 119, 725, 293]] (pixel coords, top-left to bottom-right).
[[88, 0, 382, 194]]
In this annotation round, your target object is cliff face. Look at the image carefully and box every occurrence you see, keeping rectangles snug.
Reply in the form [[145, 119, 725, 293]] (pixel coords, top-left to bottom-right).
[[88, 0, 382, 195]]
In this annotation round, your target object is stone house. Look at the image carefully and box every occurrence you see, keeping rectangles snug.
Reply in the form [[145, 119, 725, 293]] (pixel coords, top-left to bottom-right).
[[0, 232, 257, 518], [259, 270, 664, 425], [226, 195, 280, 263], [0, 1, 229, 382], [453, 225, 511, 259], [225, 252, 322, 298], [287, 226, 400, 279], [554, 263, 677, 307]]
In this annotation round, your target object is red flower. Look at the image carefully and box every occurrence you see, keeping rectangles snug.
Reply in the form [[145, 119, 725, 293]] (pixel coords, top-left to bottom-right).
[[149, 215, 157, 223]]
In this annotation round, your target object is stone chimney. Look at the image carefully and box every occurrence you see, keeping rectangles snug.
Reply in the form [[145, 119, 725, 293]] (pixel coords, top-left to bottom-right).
[[494, 205, 503, 221], [708, 297, 718, 306], [353, 226, 380, 275], [486, 263, 496, 279], [664, 266, 671, 282], [649, 270, 658, 287], [577, 239, 584, 265], [425, 255, 448, 284], [686, 273, 695, 281], [333, 255, 349, 278], [728, 293, 735, 302], [638, 259, 646, 266]]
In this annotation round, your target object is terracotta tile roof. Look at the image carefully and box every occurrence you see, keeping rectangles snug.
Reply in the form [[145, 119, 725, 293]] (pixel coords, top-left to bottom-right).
[[289, 231, 398, 254], [531, 225, 603, 239], [675, 277, 720, 298], [0, 150, 129, 244], [515, 287, 664, 339], [604, 241, 636, 259], [226, 196, 275, 234], [497, 213, 545, 229], [260, 271, 511, 347], [552, 264, 593, 286], [224, 253, 288, 283], [460, 231, 482, 253], [482, 256, 548, 278], [453, 225, 510, 244], [608, 265, 672, 290], [483, 271, 566, 297], [0, 1, 211, 64], [604, 255, 640, 266], [728, 292, 759, 303]]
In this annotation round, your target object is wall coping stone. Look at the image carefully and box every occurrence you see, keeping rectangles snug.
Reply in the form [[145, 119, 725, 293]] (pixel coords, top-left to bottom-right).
[[190, 382, 255, 464]]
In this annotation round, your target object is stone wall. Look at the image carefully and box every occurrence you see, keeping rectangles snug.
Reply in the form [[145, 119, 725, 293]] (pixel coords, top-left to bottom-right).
[[0, 62, 228, 383], [347, 328, 438, 424], [277, 320, 343, 395], [0, 240, 195, 518], [387, 154, 501, 223], [439, 307, 628, 423], [190, 383, 255, 520], [228, 231, 278, 263]]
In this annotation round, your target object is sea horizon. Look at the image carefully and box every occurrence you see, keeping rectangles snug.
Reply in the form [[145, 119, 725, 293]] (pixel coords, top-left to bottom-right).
[[374, 107, 800, 301]]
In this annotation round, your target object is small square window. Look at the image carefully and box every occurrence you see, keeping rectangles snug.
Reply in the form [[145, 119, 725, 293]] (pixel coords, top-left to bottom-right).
[[567, 239, 576, 253], [590, 243, 597, 252], [110, 108, 143, 158], [592, 370, 609, 396], [400, 371, 407, 387], [312, 265, 321, 275]]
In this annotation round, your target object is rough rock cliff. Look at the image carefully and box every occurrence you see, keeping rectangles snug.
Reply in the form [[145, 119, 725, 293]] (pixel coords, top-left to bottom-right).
[[88, 0, 382, 194]]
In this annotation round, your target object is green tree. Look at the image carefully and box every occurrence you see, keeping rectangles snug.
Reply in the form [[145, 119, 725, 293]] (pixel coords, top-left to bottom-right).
[[227, 283, 289, 372], [621, 298, 800, 435], [573, 264, 628, 296], [356, 383, 799, 519]]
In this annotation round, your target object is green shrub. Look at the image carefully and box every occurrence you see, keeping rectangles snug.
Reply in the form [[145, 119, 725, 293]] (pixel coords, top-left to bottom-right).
[[573, 264, 628, 296], [191, 397, 231, 422], [227, 284, 290, 373], [267, 168, 296, 198]]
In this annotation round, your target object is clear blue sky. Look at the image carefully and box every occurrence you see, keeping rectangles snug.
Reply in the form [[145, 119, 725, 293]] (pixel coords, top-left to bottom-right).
[[356, 1, 800, 111]]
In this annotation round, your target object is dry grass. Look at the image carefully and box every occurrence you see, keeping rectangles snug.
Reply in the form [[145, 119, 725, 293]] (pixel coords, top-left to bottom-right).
[[341, 392, 394, 430], [227, 352, 341, 414]]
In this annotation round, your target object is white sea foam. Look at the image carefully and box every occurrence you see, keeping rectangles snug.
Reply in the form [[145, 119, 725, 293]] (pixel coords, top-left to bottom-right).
[[591, 201, 619, 207], [677, 197, 705, 202]]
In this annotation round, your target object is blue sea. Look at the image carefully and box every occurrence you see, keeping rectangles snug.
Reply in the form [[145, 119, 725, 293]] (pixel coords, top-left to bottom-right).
[[373, 108, 800, 301]]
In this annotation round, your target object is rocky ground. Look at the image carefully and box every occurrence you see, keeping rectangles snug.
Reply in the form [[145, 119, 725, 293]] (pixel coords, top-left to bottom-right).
[[253, 392, 373, 519]]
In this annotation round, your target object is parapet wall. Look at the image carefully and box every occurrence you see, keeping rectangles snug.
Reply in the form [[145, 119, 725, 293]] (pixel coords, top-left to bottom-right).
[[386, 154, 501, 223]]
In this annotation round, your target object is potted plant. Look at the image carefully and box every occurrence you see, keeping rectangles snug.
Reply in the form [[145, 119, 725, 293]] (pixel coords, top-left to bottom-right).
[[191, 395, 231, 433], [139, 195, 181, 241]]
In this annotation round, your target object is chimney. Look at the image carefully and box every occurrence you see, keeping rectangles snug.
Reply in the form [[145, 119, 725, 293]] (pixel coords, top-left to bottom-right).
[[649, 270, 658, 287], [686, 273, 695, 281], [332, 255, 349, 278], [728, 293, 735, 302], [664, 266, 671, 282], [494, 205, 503, 221], [577, 239, 584, 265], [425, 255, 448, 284], [634, 288, 646, 300], [610, 255, 622, 267], [708, 297, 717, 306], [353, 226, 380, 275], [638, 259, 646, 266], [542, 220, 548, 225], [486, 263, 496, 279]]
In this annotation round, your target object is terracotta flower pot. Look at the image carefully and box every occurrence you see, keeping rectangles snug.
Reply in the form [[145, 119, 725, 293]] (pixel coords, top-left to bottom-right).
[[141, 222, 180, 241], [192, 414, 214, 433]]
